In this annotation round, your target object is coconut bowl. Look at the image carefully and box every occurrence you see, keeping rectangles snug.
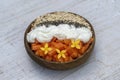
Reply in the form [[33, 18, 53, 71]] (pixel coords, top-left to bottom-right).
[[24, 11, 95, 70]]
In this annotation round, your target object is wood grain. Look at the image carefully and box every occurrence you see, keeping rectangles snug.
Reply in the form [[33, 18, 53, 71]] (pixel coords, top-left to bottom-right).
[[0, 0, 120, 80]]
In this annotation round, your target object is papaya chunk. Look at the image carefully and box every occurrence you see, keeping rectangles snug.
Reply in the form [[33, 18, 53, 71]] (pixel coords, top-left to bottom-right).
[[31, 45, 41, 51], [63, 39, 71, 45]]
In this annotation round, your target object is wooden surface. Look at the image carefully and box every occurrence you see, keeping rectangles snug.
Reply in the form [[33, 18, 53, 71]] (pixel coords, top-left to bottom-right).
[[0, 0, 120, 80]]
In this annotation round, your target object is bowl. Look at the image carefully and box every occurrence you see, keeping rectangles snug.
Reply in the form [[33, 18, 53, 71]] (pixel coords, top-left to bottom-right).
[[24, 11, 95, 70]]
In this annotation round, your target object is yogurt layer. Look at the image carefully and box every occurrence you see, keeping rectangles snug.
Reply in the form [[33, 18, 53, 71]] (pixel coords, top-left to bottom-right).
[[27, 24, 92, 43]]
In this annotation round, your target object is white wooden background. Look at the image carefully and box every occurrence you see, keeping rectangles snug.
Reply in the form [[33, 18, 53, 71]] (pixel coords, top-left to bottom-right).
[[0, 0, 120, 80]]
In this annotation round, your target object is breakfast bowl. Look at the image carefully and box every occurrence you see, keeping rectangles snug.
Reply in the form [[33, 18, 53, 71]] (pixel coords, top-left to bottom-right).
[[24, 11, 95, 70]]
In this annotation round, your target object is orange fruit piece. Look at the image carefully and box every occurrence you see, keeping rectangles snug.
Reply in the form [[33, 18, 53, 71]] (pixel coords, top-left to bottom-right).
[[31, 44, 41, 51]]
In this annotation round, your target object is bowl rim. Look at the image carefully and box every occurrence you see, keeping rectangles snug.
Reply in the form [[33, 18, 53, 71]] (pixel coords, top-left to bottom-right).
[[24, 11, 95, 64]]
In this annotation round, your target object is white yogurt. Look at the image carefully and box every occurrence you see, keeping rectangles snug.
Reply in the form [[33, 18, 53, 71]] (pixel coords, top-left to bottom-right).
[[27, 24, 92, 43]]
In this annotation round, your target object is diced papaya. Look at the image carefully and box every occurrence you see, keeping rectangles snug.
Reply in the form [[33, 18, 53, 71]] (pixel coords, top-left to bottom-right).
[[58, 58, 64, 62], [51, 42, 66, 50], [31, 43, 37, 46], [66, 47, 72, 55], [64, 52, 69, 57], [64, 56, 71, 62], [79, 38, 93, 54], [81, 38, 94, 54], [79, 41, 83, 48], [67, 48, 78, 59], [45, 55, 52, 61], [81, 46, 86, 54], [69, 56, 73, 61], [53, 54, 58, 61], [89, 37, 93, 43], [48, 48, 56, 57], [35, 50, 40, 56], [64, 56, 69, 62], [56, 39, 64, 44], [31, 45, 41, 51], [64, 56, 73, 62], [78, 41, 83, 54], [35, 50, 45, 57], [51, 37, 58, 42], [41, 42, 51, 47], [63, 39, 71, 45], [71, 51, 78, 59]]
